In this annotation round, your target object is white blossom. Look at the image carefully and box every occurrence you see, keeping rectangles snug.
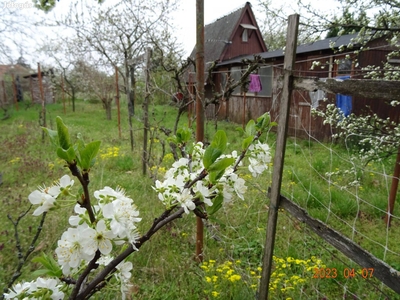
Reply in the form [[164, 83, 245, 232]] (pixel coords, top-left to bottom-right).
[[55, 225, 94, 275], [28, 190, 56, 216], [81, 219, 116, 256]]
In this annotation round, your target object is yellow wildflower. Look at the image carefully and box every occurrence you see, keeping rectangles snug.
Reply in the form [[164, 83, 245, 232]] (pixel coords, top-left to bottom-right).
[[229, 275, 241, 282]]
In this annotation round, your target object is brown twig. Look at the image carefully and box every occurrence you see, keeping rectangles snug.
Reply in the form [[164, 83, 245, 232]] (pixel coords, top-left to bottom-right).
[[2, 208, 47, 299], [68, 162, 96, 224]]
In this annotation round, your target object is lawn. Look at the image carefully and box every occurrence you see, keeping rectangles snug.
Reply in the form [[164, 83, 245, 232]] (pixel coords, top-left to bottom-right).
[[1, 99, 399, 299]]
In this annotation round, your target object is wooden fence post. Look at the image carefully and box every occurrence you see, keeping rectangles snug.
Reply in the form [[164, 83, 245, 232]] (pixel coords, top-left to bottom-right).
[[258, 14, 299, 300], [142, 47, 152, 176], [195, 0, 205, 262], [384, 148, 400, 226], [38, 63, 46, 142], [188, 72, 193, 128], [242, 91, 246, 129], [11, 74, 19, 111], [1, 81, 7, 105], [61, 74, 66, 114], [115, 66, 121, 138]]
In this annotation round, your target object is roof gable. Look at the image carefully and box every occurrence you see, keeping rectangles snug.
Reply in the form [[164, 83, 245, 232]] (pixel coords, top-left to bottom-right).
[[190, 2, 267, 65], [0, 64, 31, 81]]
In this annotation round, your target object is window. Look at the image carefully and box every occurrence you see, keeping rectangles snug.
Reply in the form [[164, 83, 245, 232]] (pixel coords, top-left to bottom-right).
[[242, 29, 248, 42], [230, 65, 273, 97], [258, 65, 273, 97], [230, 66, 242, 95], [240, 24, 257, 43], [338, 58, 352, 75]]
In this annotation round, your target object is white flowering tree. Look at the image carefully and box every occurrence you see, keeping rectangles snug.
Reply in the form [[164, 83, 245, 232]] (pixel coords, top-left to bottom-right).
[[3, 114, 275, 299], [315, 102, 400, 163]]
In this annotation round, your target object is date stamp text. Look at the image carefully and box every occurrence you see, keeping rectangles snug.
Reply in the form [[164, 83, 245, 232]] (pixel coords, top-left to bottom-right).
[[313, 268, 374, 279]]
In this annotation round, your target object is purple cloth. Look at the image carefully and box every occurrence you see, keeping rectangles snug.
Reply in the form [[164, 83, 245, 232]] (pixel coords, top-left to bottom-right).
[[248, 74, 262, 92]]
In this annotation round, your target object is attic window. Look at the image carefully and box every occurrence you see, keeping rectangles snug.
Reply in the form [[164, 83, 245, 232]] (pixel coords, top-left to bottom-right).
[[242, 29, 248, 42], [240, 24, 257, 42]]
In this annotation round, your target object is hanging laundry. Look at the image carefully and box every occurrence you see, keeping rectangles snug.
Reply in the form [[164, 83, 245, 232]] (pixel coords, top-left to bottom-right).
[[335, 76, 352, 117], [248, 74, 262, 93], [336, 94, 352, 117]]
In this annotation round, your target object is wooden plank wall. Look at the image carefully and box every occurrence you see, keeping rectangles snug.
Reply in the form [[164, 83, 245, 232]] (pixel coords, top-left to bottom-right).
[[205, 45, 400, 141]]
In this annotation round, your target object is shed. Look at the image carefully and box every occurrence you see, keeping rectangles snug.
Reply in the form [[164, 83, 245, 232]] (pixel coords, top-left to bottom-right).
[[209, 33, 400, 141], [23, 71, 54, 104], [188, 1, 267, 118]]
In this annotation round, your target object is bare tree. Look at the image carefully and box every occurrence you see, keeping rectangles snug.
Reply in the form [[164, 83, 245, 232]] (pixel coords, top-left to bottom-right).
[[40, 39, 84, 112], [55, 0, 179, 150], [0, 5, 32, 64], [72, 60, 115, 120]]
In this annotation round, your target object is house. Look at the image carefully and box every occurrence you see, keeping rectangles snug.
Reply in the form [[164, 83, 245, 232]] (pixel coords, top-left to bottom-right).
[[23, 70, 55, 104], [0, 61, 54, 105], [204, 32, 400, 140], [188, 1, 267, 118], [0, 64, 31, 104]]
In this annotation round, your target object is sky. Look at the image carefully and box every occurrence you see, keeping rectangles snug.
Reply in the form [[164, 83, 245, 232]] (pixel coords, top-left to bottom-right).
[[2, 0, 340, 66], [3, 0, 253, 64], [171, 0, 257, 56]]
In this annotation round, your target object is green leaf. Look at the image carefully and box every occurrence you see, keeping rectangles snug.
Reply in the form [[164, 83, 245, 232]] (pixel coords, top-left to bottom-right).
[[31, 269, 52, 277], [56, 117, 71, 150], [56, 146, 76, 163], [31, 252, 62, 278], [208, 157, 234, 183], [236, 127, 245, 135], [242, 136, 254, 150], [203, 146, 222, 169], [203, 131, 228, 169], [256, 112, 274, 131], [208, 157, 235, 173], [78, 141, 101, 170], [41, 127, 58, 146], [208, 215, 227, 228], [208, 169, 226, 184], [186, 143, 194, 156], [176, 128, 191, 144], [210, 130, 227, 152], [206, 193, 224, 215], [245, 120, 256, 137]]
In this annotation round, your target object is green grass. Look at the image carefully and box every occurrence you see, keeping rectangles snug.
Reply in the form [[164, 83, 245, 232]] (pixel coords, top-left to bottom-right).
[[1, 99, 399, 299]]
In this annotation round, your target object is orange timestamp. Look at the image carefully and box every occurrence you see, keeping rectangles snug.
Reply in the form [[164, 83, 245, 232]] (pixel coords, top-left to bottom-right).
[[313, 268, 374, 279]]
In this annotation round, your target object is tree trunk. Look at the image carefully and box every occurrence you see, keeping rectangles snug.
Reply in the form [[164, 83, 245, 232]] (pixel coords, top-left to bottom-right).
[[125, 52, 134, 151], [104, 99, 112, 120], [72, 90, 76, 113]]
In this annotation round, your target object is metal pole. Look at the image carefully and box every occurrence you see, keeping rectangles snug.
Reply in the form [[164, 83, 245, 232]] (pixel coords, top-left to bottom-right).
[[258, 14, 299, 300], [195, 0, 205, 262]]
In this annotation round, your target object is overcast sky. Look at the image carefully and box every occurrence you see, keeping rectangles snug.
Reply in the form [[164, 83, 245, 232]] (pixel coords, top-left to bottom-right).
[[172, 0, 257, 56], [7, 0, 254, 63], [3, 0, 339, 66]]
